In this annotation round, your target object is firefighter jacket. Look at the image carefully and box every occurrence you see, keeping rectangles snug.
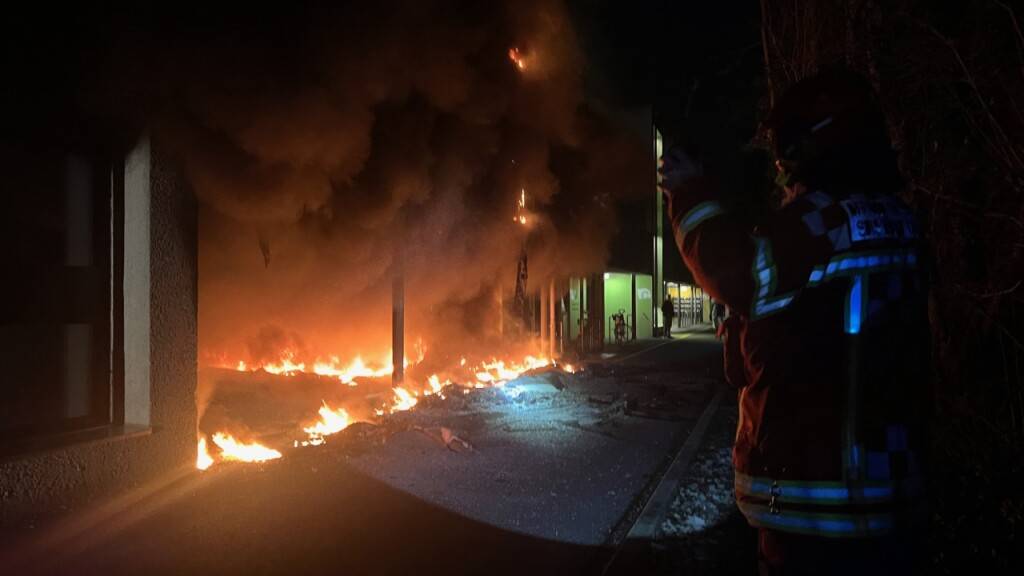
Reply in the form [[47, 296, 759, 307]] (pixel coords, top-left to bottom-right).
[[668, 176, 929, 539]]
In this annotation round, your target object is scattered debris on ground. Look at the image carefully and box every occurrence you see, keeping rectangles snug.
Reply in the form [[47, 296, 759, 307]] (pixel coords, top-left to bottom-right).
[[413, 426, 474, 453], [656, 403, 757, 574]]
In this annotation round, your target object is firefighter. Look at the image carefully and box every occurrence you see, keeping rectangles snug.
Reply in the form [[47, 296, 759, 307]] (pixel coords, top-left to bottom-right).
[[659, 68, 930, 575]]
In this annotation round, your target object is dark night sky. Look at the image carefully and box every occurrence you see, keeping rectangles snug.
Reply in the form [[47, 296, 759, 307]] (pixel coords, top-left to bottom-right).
[[2, 1, 759, 159], [567, 1, 762, 131]]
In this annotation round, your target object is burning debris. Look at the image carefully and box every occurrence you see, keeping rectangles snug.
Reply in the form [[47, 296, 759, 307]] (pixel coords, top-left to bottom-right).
[[196, 348, 578, 470], [301, 402, 352, 447]]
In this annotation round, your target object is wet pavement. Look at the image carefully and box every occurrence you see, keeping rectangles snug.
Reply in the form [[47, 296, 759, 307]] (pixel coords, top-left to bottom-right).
[[1, 329, 728, 575]]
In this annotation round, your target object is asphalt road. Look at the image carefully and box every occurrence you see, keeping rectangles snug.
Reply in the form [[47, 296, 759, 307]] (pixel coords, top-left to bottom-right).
[[2, 330, 724, 576]]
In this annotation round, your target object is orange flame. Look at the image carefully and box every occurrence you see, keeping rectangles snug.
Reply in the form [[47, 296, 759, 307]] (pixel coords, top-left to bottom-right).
[[391, 387, 418, 412], [300, 402, 351, 446], [312, 355, 393, 385], [426, 374, 450, 396], [208, 346, 577, 469], [196, 437, 214, 471], [515, 188, 528, 225], [211, 433, 282, 463]]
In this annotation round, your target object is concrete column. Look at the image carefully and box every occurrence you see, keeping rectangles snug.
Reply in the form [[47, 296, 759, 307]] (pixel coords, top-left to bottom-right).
[[540, 284, 548, 353], [497, 286, 503, 337], [392, 233, 404, 386], [124, 137, 151, 426], [548, 279, 556, 358]]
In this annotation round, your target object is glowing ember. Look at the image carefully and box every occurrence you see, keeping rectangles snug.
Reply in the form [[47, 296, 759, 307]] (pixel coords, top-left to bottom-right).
[[196, 437, 214, 471], [515, 188, 528, 225], [508, 46, 526, 70], [211, 433, 282, 463]]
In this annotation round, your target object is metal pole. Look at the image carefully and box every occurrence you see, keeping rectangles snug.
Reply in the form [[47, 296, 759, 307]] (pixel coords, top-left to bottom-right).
[[540, 283, 548, 353], [392, 234, 404, 386], [497, 286, 504, 337], [631, 274, 637, 341], [548, 279, 556, 358]]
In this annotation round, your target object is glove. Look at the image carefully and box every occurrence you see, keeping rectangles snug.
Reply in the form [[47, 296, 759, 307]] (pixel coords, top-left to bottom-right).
[[657, 146, 702, 194]]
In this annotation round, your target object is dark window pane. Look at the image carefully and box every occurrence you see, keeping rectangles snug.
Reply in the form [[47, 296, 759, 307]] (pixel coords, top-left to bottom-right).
[[0, 146, 111, 439]]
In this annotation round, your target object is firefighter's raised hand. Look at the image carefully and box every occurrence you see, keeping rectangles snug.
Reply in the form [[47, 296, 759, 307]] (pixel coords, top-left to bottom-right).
[[657, 146, 702, 195]]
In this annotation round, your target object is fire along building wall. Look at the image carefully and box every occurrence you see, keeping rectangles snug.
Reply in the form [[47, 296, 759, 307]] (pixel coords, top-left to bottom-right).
[[0, 137, 197, 527]]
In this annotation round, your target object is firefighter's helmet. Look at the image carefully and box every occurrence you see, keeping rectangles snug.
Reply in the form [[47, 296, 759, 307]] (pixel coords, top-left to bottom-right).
[[765, 68, 888, 187]]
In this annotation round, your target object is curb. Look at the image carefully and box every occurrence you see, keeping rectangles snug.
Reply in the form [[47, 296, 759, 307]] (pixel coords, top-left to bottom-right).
[[601, 386, 725, 574]]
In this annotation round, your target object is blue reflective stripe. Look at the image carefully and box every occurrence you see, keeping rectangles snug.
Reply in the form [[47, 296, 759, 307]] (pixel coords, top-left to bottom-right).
[[758, 269, 773, 298], [754, 295, 794, 317], [813, 248, 919, 287], [808, 266, 825, 285], [838, 254, 891, 271], [845, 275, 864, 334], [680, 201, 725, 233], [751, 237, 788, 319], [737, 502, 895, 538], [754, 237, 772, 270], [736, 472, 895, 505]]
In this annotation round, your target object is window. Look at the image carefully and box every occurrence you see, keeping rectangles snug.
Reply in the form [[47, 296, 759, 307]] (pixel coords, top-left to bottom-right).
[[0, 144, 123, 444]]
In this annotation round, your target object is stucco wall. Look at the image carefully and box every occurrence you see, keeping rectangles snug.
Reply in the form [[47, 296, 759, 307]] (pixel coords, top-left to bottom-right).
[[0, 137, 197, 527]]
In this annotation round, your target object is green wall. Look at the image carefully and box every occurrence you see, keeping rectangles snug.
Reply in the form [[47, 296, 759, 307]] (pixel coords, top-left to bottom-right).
[[635, 274, 653, 338], [603, 273, 632, 342]]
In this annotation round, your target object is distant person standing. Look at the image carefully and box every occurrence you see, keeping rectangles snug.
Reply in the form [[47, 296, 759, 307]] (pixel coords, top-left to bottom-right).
[[712, 300, 726, 331], [661, 297, 676, 338]]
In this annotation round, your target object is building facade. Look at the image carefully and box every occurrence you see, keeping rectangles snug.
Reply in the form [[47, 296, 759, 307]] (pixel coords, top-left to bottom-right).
[[0, 136, 198, 527]]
